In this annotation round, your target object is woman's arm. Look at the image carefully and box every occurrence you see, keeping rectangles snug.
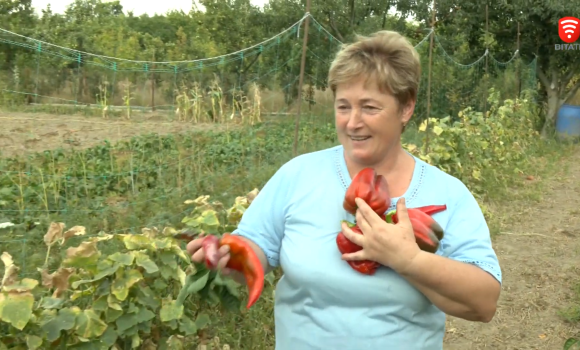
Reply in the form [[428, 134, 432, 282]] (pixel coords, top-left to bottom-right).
[[225, 161, 297, 284], [397, 251, 501, 322]]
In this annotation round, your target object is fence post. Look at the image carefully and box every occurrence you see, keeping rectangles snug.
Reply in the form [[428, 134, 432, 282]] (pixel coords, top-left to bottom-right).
[[423, 0, 436, 154], [483, 2, 489, 117], [292, 0, 311, 158], [151, 51, 156, 112], [516, 21, 521, 98]]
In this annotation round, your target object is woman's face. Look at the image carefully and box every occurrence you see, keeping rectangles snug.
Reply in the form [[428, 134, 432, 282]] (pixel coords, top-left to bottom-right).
[[334, 76, 415, 168]]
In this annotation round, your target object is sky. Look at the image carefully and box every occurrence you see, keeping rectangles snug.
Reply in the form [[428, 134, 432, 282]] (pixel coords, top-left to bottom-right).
[[30, 0, 270, 16]]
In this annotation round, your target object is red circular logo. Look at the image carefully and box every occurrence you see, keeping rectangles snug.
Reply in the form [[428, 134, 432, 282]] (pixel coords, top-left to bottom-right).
[[559, 17, 580, 43]]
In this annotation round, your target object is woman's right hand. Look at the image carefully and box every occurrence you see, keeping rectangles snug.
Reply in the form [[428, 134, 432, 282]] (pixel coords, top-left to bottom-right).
[[186, 236, 234, 276]]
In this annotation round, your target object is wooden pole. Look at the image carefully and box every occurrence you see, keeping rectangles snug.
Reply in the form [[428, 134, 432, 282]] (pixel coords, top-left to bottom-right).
[[151, 51, 156, 112], [483, 3, 489, 116], [516, 21, 521, 98], [423, 0, 436, 153], [292, 1, 311, 157]]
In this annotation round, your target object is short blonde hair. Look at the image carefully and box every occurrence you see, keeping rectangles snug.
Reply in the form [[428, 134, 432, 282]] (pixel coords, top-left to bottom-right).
[[328, 30, 421, 109]]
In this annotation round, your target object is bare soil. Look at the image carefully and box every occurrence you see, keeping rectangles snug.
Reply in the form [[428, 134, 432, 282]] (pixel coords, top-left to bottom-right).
[[0, 111, 235, 157], [443, 149, 580, 349]]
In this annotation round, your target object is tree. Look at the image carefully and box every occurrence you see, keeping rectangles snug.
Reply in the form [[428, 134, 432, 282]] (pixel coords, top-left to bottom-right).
[[428, 0, 580, 135]]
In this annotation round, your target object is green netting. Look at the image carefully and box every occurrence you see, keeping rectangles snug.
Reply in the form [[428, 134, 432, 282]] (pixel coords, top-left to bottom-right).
[[0, 13, 536, 279]]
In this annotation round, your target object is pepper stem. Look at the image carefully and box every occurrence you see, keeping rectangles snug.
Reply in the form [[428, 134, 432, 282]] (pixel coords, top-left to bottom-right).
[[340, 219, 356, 227], [384, 210, 396, 224]]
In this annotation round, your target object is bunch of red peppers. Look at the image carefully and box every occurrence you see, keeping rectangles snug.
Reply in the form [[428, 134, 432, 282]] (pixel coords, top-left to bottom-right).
[[337, 167, 447, 275]]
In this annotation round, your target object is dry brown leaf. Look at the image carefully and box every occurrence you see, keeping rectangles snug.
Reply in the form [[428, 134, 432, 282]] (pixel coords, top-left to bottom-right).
[[246, 188, 259, 204], [141, 339, 157, 350], [142, 227, 158, 239], [39, 267, 75, 298], [1, 252, 19, 288], [61, 226, 86, 244], [65, 241, 99, 259], [44, 222, 65, 247]]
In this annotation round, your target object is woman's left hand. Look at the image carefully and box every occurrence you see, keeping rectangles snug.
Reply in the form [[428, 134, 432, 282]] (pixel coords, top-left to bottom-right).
[[340, 197, 421, 274]]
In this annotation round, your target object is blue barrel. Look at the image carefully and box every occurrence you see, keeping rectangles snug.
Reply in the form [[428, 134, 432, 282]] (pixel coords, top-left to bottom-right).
[[556, 104, 580, 139]]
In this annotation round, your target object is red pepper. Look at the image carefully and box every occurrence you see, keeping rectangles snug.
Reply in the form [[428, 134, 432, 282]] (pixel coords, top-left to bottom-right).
[[347, 260, 380, 275], [202, 233, 265, 310], [202, 235, 220, 268], [343, 168, 390, 216], [391, 208, 445, 253], [336, 221, 380, 275], [408, 216, 441, 253], [413, 204, 447, 217], [383, 204, 447, 222]]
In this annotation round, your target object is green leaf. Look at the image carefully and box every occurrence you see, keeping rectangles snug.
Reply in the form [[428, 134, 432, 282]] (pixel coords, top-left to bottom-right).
[[107, 294, 122, 311], [187, 271, 210, 294], [564, 338, 580, 350], [131, 333, 141, 348], [72, 263, 120, 289], [105, 308, 123, 323], [108, 252, 135, 266], [136, 286, 160, 310], [92, 295, 108, 312], [214, 273, 240, 297], [135, 252, 159, 274], [159, 299, 183, 322], [175, 270, 210, 306], [159, 265, 176, 281], [195, 312, 211, 330], [432, 125, 444, 136], [0, 291, 35, 330], [159, 251, 177, 269], [135, 307, 155, 323], [178, 316, 197, 335], [40, 307, 79, 342], [25, 335, 42, 350], [75, 309, 107, 338], [154, 278, 168, 290], [111, 269, 143, 301], [38, 296, 65, 309], [122, 234, 156, 251], [115, 313, 139, 333], [216, 285, 241, 312], [101, 327, 118, 347], [183, 209, 220, 233]]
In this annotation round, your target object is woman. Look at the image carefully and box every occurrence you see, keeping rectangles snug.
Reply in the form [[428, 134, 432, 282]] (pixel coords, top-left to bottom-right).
[[187, 30, 502, 349]]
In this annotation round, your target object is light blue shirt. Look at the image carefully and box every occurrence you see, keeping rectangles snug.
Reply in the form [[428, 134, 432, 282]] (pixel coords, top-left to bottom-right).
[[232, 145, 502, 350]]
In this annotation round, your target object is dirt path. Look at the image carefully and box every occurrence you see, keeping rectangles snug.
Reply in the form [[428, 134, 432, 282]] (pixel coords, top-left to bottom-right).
[[443, 148, 580, 349], [0, 111, 236, 158]]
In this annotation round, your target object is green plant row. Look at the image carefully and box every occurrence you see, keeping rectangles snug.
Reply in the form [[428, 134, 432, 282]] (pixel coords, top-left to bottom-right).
[[0, 117, 338, 241], [0, 189, 272, 349]]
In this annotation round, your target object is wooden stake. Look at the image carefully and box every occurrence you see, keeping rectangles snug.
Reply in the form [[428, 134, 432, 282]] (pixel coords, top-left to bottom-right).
[[293, 1, 311, 158], [151, 51, 156, 112], [483, 3, 489, 116], [423, 0, 436, 153]]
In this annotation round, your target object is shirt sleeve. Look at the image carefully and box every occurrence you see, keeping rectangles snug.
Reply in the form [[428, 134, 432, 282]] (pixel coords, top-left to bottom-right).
[[438, 180, 503, 285], [231, 161, 294, 268]]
